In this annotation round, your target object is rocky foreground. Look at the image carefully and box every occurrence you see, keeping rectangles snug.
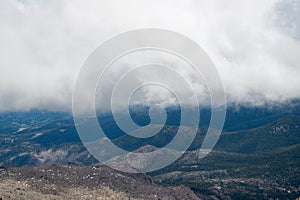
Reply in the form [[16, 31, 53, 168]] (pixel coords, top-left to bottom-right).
[[0, 165, 199, 200]]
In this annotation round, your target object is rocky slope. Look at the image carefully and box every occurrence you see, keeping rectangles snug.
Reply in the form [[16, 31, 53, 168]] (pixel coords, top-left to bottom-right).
[[0, 165, 199, 200]]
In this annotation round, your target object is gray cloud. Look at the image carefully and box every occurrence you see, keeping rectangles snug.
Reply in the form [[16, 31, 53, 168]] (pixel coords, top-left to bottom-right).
[[0, 0, 300, 112]]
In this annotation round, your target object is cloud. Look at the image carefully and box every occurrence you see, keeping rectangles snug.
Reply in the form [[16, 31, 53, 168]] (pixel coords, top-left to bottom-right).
[[0, 0, 300, 112]]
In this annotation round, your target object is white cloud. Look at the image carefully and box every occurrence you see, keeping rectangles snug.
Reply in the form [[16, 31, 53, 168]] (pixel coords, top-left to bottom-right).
[[0, 0, 300, 112]]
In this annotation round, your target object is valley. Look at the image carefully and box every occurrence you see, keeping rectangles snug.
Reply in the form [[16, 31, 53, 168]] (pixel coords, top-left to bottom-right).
[[0, 103, 300, 199]]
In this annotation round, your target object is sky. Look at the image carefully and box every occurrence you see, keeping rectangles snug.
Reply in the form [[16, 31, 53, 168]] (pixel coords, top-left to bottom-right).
[[0, 0, 300, 112]]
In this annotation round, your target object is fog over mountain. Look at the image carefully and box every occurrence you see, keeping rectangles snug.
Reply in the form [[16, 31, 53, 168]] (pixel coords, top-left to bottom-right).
[[1, 0, 300, 112]]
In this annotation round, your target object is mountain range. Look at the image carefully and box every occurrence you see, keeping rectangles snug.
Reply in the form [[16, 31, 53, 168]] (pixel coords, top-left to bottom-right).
[[0, 101, 300, 199]]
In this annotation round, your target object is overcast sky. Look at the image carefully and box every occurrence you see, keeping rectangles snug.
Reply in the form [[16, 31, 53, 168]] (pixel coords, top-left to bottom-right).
[[0, 0, 300, 112]]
